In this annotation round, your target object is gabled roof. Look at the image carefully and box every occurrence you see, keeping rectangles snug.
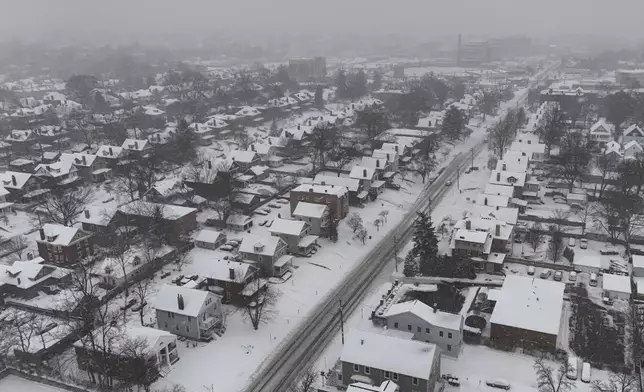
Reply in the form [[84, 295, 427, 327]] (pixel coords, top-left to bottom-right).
[[360, 157, 388, 170], [625, 140, 643, 152], [0, 171, 32, 190], [229, 150, 257, 163], [349, 166, 376, 180], [38, 224, 87, 246], [293, 201, 328, 219], [488, 170, 526, 187], [383, 300, 463, 330], [153, 284, 212, 317], [625, 124, 644, 137], [292, 183, 348, 197], [195, 229, 225, 244], [590, 119, 614, 134], [122, 139, 149, 152], [119, 201, 196, 220], [341, 329, 437, 380], [208, 260, 253, 283], [239, 234, 285, 257], [78, 203, 118, 226], [269, 218, 308, 236], [96, 145, 123, 158]]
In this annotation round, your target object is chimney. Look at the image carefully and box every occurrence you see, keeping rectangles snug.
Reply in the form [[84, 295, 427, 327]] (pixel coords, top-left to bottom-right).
[[395, 146, 399, 152], [484, 197, 488, 206], [465, 220, 471, 230], [352, 104, 355, 109], [376, 160, 380, 168], [134, 141, 139, 149], [251, 144, 255, 151], [207, 160, 212, 169], [502, 163, 506, 171], [496, 172, 501, 182], [11, 175, 16, 186], [109, 147, 113, 155], [229, 268, 235, 280], [360, 339, 364, 345], [309, 188, 313, 192], [433, 307, 438, 313], [177, 294, 185, 310], [495, 224, 501, 236], [17, 278, 21, 286], [84, 210, 90, 219], [39, 228, 45, 240], [363, 169, 367, 177], [82, 155, 86, 165], [297, 125, 300, 130]]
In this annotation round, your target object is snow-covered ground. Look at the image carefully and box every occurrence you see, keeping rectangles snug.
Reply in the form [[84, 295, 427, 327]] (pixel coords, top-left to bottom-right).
[[0, 375, 67, 392]]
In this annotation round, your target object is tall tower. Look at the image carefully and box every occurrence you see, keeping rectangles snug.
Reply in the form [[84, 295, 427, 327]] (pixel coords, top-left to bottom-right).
[[457, 34, 462, 67]]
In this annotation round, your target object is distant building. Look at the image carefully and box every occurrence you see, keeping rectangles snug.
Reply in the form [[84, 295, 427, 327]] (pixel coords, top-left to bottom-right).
[[393, 65, 405, 79], [288, 57, 327, 82], [460, 41, 489, 66], [616, 69, 644, 87]]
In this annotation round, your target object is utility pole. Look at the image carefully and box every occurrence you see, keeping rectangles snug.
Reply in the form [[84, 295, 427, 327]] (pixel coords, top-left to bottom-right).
[[339, 299, 345, 345], [470, 148, 474, 169], [457, 165, 460, 192], [393, 235, 399, 273]]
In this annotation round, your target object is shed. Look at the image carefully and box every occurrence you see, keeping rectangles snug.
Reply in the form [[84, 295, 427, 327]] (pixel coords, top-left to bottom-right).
[[602, 274, 631, 301], [573, 255, 602, 274], [632, 255, 644, 278], [194, 229, 227, 250]]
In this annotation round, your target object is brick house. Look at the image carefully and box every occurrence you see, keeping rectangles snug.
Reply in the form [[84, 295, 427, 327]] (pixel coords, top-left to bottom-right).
[[36, 224, 94, 265], [117, 201, 197, 244], [290, 184, 349, 220]]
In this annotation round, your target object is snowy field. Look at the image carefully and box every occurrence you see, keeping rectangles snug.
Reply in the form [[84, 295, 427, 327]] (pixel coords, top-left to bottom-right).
[[0, 375, 67, 392]]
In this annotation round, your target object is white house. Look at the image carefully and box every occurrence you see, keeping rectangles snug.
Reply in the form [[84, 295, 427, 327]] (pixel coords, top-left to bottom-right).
[[623, 124, 644, 146], [624, 140, 643, 160], [589, 119, 614, 148], [383, 300, 464, 357], [292, 201, 328, 236], [602, 273, 631, 301]]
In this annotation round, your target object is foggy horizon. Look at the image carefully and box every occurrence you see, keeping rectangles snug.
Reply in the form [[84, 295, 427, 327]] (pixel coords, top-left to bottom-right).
[[1, 0, 643, 47]]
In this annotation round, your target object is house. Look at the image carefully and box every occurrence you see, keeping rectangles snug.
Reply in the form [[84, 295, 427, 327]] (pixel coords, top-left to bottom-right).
[[290, 184, 349, 220], [95, 145, 123, 168], [496, 153, 529, 173], [471, 205, 519, 226], [382, 300, 464, 357], [339, 329, 441, 392], [509, 141, 546, 161], [381, 142, 411, 158], [226, 214, 253, 231], [292, 201, 329, 236], [347, 381, 400, 392], [93, 250, 146, 288], [623, 124, 644, 146], [41, 151, 61, 164], [143, 178, 190, 204], [194, 229, 226, 250], [488, 171, 526, 198], [228, 150, 259, 172], [238, 234, 288, 276], [449, 218, 512, 272], [206, 260, 257, 303], [312, 175, 366, 206], [154, 285, 225, 341], [117, 201, 197, 243], [0, 258, 71, 299], [34, 158, 80, 189], [67, 153, 107, 183], [475, 194, 509, 208], [573, 255, 602, 274], [490, 275, 564, 351], [268, 218, 318, 255], [624, 140, 643, 160], [633, 255, 644, 278], [0, 187, 12, 215], [36, 224, 94, 265], [9, 158, 36, 173], [74, 326, 179, 382], [349, 166, 381, 195], [602, 274, 631, 301], [361, 157, 391, 178], [232, 193, 261, 215], [247, 165, 269, 182], [483, 183, 516, 198], [77, 204, 120, 246], [603, 141, 623, 164], [121, 139, 151, 156], [0, 171, 42, 202], [589, 119, 614, 148], [372, 149, 399, 173]]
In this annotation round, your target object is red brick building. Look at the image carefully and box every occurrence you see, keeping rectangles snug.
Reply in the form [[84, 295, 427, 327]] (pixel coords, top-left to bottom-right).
[[36, 224, 94, 265]]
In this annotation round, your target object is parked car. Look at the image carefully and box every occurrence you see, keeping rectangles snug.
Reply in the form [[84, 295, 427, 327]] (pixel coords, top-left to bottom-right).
[[255, 209, 269, 216], [276, 199, 289, 204], [581, 362, 591, 383], [568, 238, 576, 247], [120, 298, 137, 311], [569, 271, 577, 282], [220, 245, 234, 251], [567, 357, 579, 380], [580, 239, 588, 249], [259, 220, 267, 226], [602, 297, 614, 306], [268, 202, 281, 208], [540, 269, 552, 279], [226, 241, 240, 248], [486, 379, 511, 390], [590, 273, 598, 286], [445, 180, 453, 186], [527, 266, 535, 276], [600, 248, 619, 255], [265, 220, 273, 227], [386, 182, 401, 190], [554, 270, 563, 281]]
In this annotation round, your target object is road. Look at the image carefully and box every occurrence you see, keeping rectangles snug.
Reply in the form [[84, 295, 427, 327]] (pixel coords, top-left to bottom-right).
[[243, 64, 556, 392]]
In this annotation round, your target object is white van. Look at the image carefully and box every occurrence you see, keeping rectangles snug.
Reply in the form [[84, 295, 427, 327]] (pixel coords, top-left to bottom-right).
[[568, 238, 576, 247], [581, 362, 591, 383], [566, 357, 578, 380], [590, 273, 598, 287], [528, 266, 535, 276], [569, 271, 577, 282]]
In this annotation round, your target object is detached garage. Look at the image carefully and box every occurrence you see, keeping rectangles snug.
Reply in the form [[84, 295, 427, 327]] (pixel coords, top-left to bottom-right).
[[603, 274, 631, 301], [573, 255, 602, 275], [490, 275, 564, 351]]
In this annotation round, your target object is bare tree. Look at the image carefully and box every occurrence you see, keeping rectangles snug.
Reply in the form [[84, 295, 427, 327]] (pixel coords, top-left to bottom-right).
[[595, 153, 618, 201], [346, 213, 364, 233], [548, 210, 570, 262], [243, 280, 278, 330], [533, 356, 576, 392], [527, 223, 543, 252], [38, 187, 93, 226], [592, 372, 638, 392], [175, 246, 193, 271], [537, 103, 566, 156], [378, 210, 389, 224], [308, 122, 340, 173], [132, 278, 151, 326], [488, 110, 517, 160], [373, 218, 382, 231], [290, 366, 319, 392], [549, 131, 591, 192], [234, 128, 252, 150], [120, 336, 160, 392], [354, 227, 368, 245], [1, 235, 27, 259]]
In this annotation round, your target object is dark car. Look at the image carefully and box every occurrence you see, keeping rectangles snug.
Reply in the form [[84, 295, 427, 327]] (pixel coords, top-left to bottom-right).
[[386, 182, 401, 190], [120, 298, 137, 311]]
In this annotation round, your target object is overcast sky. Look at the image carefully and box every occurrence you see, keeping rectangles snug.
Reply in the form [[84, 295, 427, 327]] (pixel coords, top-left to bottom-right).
[[0, 0, 642, 43]]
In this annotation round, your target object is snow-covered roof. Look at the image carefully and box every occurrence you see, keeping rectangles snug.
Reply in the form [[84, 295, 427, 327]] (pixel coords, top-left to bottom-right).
[[38, 224, 87, 246], [472, 205, 519, 226], [496, 154, 529, 173], [122, 139, 149, 152], [384, 300, 463, 331], [590, 119, 614, 134], [207, 260, 253, 283], [347, 382, 399, 392], [490, 275, 564, 335], [35, 157, 77, 178], [78, 203, 118, 226], [509, 141, 546, 156], [602, 273, 631, 295], [235, 106, 261, 117], [0, 259, 70, 290], [291, 183, 348, 197], [153, 284, 212, 317], [312, 174, 360, 192], [96, 145, 123, 158], [574, 255, 602, 269], [341, 329, 437, 380], [349, 166, 376, 180], [142, 105, 165, 116], [624, 124, 644, 137], [119, 201, 196, 220], [148, 178, 185, 198], [0, 171, 32, 190], [381, 142, 406, 153], [624, 140, 643, 153], [229, 150, 257, 163], [239, 234, 285, 257], [226, 214, 252, 226], [484, 183, 515, 198], [360, 157, 388, 170], [293, 201, 328, 219], [269, 218, 308, 236], [453, 228, 489, 244], [489, 170, 526, 187], [195, 229, 225, 244], [633, 255, 644, 270], [372, 149, 397, 162], [475, 194, 509, 208]]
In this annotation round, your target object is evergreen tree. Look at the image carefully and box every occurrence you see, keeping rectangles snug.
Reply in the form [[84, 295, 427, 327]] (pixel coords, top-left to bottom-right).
[[349, 69, 368, 99], [372, 71, 383, 91], [441, 106, 466, 141], [336, 69, 348, 99], [314, 85, 324, 108], [411, 212, 439, 276], [174, 119, 197, 163], [403, 252, 418, 277]]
